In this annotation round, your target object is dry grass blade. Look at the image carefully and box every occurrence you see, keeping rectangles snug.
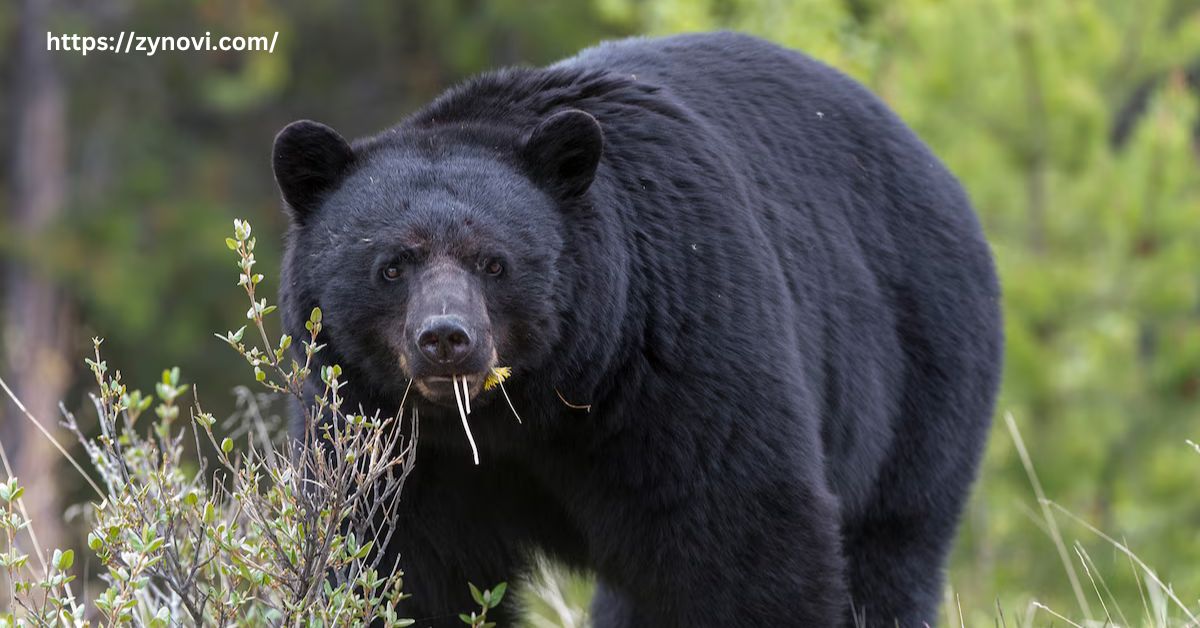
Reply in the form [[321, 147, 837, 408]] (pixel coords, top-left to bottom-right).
[[1048, 501, 1199, 626], [1126, 534, 1154, 627], [1004, 412, 1093, 621], [1073, 542, 1113, 626], [1074, 541, 1129, 627], [1030, 601, 1085, 627], [0, 374, 104, 498]]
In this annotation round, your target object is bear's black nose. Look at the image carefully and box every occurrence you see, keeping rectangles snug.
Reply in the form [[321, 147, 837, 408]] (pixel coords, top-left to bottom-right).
[[416, 316, 473, 365]]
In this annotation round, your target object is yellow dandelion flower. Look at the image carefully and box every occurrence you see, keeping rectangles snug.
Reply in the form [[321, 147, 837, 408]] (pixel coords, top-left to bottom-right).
[[483, 366, 512, 391]]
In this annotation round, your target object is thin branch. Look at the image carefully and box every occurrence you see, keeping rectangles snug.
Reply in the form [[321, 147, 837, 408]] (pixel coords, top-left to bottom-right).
[[0, 375, 103, 497]]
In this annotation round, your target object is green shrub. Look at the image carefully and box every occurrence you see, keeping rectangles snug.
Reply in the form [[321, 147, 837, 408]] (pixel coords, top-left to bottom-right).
[[0, 220, 504, 626]]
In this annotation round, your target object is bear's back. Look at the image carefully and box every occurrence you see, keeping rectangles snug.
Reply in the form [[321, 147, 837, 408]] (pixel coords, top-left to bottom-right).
[[567, 32, 1002, 518]]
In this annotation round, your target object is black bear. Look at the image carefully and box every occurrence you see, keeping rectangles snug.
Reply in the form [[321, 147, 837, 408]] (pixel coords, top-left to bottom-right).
[[272, 31, 1002, 627]]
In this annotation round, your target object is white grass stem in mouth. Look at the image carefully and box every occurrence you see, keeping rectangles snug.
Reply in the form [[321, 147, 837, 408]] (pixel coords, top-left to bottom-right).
[[462, 376, 471, 414], [453, 375, 480, 465], [497, 379, 523, 424]]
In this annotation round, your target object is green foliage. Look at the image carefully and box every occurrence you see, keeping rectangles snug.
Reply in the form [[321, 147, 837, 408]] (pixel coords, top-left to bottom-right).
[[0, 478, 85, 626], [460, 581, 507, 628], [0, 221, 438, 626]]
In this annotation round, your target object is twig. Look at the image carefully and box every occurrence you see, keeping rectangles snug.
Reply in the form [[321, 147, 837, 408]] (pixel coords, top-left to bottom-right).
[[0, 374, 103, 497], [555, 388, 591, 412]]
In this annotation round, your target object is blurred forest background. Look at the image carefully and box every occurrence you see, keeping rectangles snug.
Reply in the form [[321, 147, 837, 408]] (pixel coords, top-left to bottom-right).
[[0, 0, 1198, 624]]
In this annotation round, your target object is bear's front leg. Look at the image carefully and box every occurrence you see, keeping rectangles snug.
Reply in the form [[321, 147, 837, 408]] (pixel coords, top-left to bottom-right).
[[581, 442, 850, 627], [382, 449, 582, 627]]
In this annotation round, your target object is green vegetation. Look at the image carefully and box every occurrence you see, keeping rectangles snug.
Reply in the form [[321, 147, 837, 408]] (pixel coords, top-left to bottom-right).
[[2, 221, 423, 625]]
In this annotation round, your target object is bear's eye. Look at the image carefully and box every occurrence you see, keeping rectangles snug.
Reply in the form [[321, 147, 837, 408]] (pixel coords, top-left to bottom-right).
[[382, 265, 402, 281], [484, 259, 504, 277]]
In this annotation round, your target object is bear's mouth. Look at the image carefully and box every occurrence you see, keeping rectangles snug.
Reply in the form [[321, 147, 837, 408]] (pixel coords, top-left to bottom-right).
[[415, 373, 487, 405], [409, 365, 522, 467], [417, 372, 489, 467]]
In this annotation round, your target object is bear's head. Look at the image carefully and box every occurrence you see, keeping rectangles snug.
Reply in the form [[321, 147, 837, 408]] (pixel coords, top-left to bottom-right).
[[272, 110, 603, 410]]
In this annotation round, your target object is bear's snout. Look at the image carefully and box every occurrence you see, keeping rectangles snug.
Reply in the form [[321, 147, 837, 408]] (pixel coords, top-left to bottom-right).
[[415, 315, 474, 365], [400, 262, 498, 404]]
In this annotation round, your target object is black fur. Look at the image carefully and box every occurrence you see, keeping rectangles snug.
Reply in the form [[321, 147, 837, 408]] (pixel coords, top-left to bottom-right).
[[273, 120, 355, 221], [274, 32, 1003, 627]]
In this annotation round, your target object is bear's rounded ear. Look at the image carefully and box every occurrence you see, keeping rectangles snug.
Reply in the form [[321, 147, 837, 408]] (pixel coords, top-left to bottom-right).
[[272, 120, 354, 223], [522, 109, 603, 198]]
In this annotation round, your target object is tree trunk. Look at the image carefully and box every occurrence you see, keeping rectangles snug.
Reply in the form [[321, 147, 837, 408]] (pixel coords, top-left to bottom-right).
[[2, 0, 70, 556]]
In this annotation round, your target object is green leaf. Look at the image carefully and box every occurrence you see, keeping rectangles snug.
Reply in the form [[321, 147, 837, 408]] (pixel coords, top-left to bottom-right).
[[221, 438, 234, 454], [53, 549, 73, 571], [225, 237, 238, 250], [488, 582, 507, 608]]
